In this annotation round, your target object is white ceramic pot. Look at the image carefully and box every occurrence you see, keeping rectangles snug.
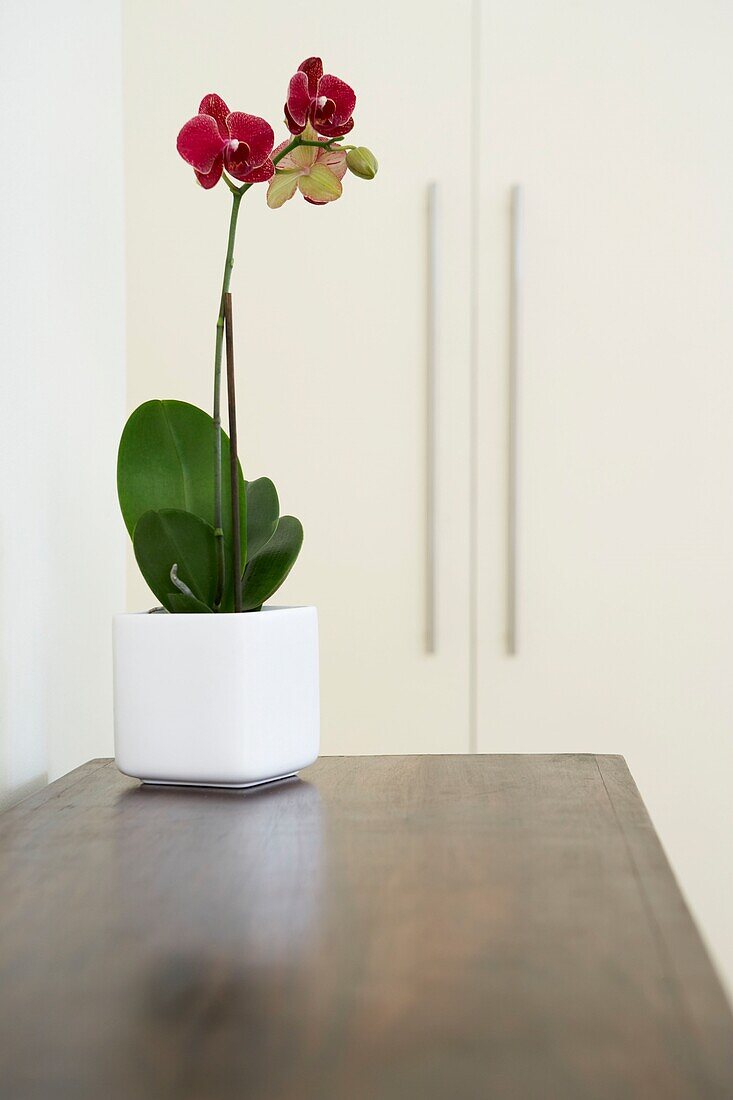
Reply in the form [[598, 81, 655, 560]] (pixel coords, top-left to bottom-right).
[[113, 606, 319, 787]]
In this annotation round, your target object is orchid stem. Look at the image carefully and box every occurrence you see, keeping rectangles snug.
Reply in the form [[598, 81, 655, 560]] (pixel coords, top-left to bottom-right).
[[273, 136, 305, 164], [224, 292, 243, 612], [212, 188, 242, 610], [298, 138, 342, 149], [211, 132, 317, 608]]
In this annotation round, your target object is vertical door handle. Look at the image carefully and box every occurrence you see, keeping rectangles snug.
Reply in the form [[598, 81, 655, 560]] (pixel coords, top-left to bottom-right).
[[507, 184, 522, 656], [425, 182, 438, 654]]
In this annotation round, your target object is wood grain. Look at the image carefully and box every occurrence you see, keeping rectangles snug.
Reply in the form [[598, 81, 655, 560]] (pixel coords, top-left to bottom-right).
[[0, 755, 730, 1099]]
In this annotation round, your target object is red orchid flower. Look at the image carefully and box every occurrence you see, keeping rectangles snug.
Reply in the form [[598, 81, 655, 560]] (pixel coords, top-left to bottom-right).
[[285, 57, 356, 139], [177, 94, 275, 190]]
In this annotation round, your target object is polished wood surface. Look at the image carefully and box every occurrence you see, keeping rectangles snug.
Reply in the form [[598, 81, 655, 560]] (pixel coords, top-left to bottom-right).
[[0, 755, 731, 1099]]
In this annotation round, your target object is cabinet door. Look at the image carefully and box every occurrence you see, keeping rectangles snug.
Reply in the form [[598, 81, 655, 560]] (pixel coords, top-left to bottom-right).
[[476, 0, 733, 976], [123, 0, 473, 753]]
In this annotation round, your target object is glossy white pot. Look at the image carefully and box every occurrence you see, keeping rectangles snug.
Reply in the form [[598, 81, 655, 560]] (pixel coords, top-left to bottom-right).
[[113, 606, 319, 787]]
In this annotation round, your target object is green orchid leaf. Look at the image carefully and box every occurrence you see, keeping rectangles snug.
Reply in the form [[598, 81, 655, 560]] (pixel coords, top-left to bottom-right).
[[167, 592, 214, 614], [117, 400, 245, 552], [245, 477, 279, 562], [241, 516, 303, 611], [133, 509, 218, 613]]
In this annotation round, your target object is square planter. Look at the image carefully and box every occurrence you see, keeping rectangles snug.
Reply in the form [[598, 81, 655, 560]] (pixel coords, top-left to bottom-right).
[[113, 606, 319, 787]]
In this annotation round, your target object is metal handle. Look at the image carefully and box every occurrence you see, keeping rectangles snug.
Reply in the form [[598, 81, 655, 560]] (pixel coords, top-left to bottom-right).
[[506, 184, 522, 656], [425, 182, 438, 653]]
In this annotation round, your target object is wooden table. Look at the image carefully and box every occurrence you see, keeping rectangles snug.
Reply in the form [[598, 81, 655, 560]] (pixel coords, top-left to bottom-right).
[[0, 755, 731, 1099]]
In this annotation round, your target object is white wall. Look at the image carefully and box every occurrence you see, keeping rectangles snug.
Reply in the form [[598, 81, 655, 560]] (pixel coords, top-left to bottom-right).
[[0, 1, 126, 809]]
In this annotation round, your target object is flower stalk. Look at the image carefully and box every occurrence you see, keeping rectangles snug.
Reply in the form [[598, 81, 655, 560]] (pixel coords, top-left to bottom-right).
[[212, 188, 242, 609], [224, 292, 243, 612], [185, 68, 370, 608], [211, 134, 315, 607]]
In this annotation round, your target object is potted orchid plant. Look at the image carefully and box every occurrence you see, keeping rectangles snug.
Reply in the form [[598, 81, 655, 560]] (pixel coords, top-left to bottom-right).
[[112, 57, 377, 788]]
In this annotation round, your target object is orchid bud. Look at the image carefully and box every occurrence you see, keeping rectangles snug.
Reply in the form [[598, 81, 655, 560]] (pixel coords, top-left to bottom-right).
[[346, 147, 378, 180]]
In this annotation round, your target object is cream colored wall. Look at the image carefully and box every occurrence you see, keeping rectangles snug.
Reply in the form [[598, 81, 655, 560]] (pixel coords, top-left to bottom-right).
[[476, 0, 733, 998], [0, 0, 126, 809]]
